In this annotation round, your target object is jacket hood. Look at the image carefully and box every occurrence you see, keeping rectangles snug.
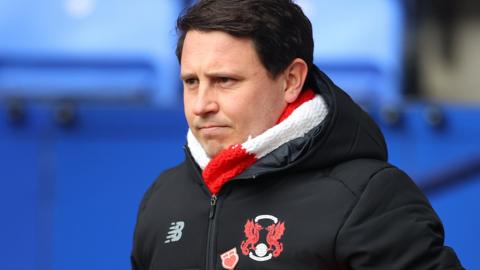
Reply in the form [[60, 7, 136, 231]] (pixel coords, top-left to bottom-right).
[[236, 65, 388, 178]]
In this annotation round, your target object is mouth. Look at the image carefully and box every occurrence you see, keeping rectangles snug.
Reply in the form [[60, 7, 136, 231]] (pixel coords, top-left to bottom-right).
[[197, 125, 230, 137]]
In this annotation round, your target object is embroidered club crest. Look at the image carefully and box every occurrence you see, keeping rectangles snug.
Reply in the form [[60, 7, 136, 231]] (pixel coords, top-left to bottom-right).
[[220, 247, 239, 269], [240, 215, 286, 262]]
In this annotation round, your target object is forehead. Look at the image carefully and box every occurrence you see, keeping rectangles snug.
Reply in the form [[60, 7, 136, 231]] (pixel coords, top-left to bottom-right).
[[180, 30, 263, 72]]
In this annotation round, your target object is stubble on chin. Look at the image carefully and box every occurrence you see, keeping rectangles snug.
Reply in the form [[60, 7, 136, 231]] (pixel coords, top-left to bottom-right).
[[201, 140, 225, 158]]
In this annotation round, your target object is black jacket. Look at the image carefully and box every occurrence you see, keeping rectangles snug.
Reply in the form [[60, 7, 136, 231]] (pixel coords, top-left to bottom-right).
[[131, 68, 463, 270]]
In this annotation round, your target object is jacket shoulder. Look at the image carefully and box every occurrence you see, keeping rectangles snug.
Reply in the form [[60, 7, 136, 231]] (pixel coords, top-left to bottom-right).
[[327, 158, 392, 198], [331, 159, 464, 269], [137, 162, 189, 214]]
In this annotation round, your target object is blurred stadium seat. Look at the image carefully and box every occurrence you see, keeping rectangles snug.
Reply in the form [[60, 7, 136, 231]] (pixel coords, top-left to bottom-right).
[[297, 0, 405, 107], [0, 103, 188, 270], [0, 0, 182, 106]]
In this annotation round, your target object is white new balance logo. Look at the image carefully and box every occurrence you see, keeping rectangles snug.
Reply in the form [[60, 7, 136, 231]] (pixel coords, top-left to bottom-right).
[[165, 221, 185, 243]]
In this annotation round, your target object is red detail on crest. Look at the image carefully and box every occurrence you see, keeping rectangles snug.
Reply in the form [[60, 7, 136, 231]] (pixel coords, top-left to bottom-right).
[[240, 219, 262, 255], [221, 248, 239, 269], [266, 222, 286, 257], [203, 145, 257, 195]]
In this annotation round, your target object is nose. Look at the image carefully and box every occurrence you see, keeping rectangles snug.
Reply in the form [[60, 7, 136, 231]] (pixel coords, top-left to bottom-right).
[[192, 85, 219, 116]]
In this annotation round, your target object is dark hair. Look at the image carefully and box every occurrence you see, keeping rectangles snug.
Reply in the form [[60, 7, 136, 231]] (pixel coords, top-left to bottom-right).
[[176, 0, 314, 80]]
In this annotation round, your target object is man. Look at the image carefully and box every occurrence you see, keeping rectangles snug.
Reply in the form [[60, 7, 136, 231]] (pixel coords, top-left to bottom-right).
[[131, 0, 464, 269]]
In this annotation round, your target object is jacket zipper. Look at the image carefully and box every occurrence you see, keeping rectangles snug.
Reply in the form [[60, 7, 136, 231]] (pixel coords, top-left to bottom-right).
[[206, 194, 218, 270], [184, 147, 221, 269]]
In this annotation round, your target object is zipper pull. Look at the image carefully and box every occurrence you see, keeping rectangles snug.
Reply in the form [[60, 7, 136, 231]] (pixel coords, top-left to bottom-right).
[[209, 195, 217, 219]]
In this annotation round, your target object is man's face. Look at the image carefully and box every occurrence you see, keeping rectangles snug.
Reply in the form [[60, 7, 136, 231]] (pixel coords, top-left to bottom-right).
[[181, 30, 288, 158]]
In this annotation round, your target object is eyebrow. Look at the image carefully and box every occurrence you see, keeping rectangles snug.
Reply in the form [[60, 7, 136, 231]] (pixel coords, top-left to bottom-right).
[[180, 73, 197, 80], [204, 71, 239, 78], [180, 71, 244, 81]]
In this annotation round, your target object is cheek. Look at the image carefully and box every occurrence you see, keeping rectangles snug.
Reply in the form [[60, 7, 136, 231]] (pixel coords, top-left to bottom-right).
[[230, 95, 282, 136], [257, 89, 286, 121], [183, 109, 196, 131], [183, 94, 195, 121], [183, 103, 191, 123]]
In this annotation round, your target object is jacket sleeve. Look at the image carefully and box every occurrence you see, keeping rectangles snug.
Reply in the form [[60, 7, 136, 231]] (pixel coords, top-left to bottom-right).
[[130, 177, 161, 270], [335, 167, 464, 270], [131, 255, 142, 270]]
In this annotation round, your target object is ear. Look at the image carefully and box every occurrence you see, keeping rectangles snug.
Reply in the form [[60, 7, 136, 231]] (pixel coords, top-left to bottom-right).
[[283, 58, 309, 103]]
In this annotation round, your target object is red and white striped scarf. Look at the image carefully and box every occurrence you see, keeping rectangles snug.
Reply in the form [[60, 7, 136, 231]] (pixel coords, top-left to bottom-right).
[[187, 89, 328, 195]]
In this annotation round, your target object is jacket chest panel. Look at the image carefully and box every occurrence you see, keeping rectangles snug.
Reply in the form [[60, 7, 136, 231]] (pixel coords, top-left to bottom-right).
[[210, 180, 355, 269], [138, 185, 211, 270], [136, 173, 356, 270]]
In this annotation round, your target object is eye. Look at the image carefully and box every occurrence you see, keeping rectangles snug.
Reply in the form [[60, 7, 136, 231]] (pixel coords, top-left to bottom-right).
[[216, 77, 236, 87], [183, 78, 199, 88], [218, 77, 231, 83]]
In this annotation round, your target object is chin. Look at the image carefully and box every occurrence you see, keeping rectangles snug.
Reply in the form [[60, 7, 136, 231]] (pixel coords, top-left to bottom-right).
[[202, 137, 246, 158], [203, 143, 225, 158]]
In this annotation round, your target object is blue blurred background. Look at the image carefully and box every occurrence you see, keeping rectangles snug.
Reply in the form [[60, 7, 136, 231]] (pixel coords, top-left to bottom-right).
[[0, 0, 479, 269]]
